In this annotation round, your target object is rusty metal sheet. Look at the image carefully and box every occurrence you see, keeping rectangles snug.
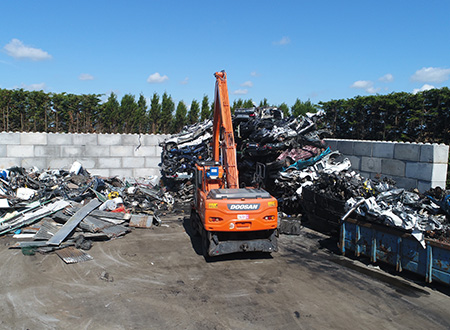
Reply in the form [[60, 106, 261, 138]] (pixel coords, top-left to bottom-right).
[[56, 246, 93, 264], [80, 216, 112, 232], [34, 219, 60, 240], [129, 214, 153, 228], [100, 225, 130, 238]]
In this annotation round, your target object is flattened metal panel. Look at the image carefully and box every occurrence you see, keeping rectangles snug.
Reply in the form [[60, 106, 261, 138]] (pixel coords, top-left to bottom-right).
[[34, 220, 60, 240], [48, 199, 101, 246], [129, 214, 153, 228], [56, 247, 93, 264], [101, 225, 130, 238]]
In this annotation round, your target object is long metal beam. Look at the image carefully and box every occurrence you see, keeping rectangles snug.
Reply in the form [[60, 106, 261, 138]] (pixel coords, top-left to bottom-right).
[[47, 199, 101, 246]]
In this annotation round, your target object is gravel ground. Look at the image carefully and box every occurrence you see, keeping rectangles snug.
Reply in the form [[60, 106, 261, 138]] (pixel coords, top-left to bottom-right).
[[0, 213, 449, 330]]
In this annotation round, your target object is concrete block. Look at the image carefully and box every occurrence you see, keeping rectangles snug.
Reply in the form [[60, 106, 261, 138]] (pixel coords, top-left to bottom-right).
[[61, 146, 85, 157], [7, 145, 34, 158], [372, 142, 394, 158], [0, 145, 6, 157], [143, 134, 167, 146], [134, 146, 157, 157], [405, 162, 433, 181], [47, 133, 73, 145], [98, 134, 122, 146], [21, 158, 47, 170], [109, 168, 133, 178], [430, 181, 447, 189], [324, 139, 338, 151], [34, 146, 60, 158], [75, 158, 97, 169], [48, 158, 74, 170], [381, 159, 406, 177], [123, 157, 145, 168], [431, 163, 448, 183], [110, 146, 133, 157], [20, 132, 47, 145], [394, 143, 420, 161], [346, 155, 361, 170], [420, 144, 449, 163], [0, 157, 21, 169], [122, 134, 140, 145], [85, 146, 110, 157], [133, 168, 161, 178], [73, 134, 98, 146], [145, 157, 161, 168], [89, 169, 110, 177], [97, 157, 122, 169], [353, 141, 372, 157], [0, 132, 20, 145], [336, 140, 353, 156], [361, 157, 382, 173], [418, 181, 432, 192], [391, 176, 418, 190]]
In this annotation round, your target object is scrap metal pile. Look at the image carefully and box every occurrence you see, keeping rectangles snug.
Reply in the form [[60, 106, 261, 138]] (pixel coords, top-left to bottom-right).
[[0, 163, 174, 263], [159, 107, 450, 245]]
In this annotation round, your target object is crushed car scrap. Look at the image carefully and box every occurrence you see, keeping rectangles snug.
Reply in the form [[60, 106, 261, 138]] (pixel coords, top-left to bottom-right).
[[1, 107, 449, 264], [160, 107, 450, 246]]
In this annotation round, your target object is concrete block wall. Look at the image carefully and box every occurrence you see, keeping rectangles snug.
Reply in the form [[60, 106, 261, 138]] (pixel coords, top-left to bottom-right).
[[0, 132, 448, 191], [325, 139, 449, 191], [0, 132, 169, 179]]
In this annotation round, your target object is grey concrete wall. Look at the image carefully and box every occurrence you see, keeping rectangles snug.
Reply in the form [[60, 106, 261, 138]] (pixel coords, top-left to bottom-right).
[[325, 139, 449, 191], [0, 132, 169, 178], [0, 133, 448, 191]]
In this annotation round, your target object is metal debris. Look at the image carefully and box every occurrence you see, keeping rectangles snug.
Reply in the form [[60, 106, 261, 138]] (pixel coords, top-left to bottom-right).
[[159, 108, 449, 246], [56, 246, 93, 264], [0, 160, 177, 264], [48, 199, 101, 246], [129, 214, 154, 228]]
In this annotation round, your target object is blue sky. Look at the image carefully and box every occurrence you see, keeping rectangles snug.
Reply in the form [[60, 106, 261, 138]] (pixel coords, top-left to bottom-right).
[[1, 1, 449, 108]]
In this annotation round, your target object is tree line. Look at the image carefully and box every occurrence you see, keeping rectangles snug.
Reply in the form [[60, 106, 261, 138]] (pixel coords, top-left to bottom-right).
[[1, 87, 449, 145], [0, 88, 317, 134], [319, 87, 450, 145]]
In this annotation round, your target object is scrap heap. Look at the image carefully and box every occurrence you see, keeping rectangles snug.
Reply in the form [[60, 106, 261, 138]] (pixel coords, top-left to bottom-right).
[[0, 163, 174, 263], [159, 107, 450, 245]]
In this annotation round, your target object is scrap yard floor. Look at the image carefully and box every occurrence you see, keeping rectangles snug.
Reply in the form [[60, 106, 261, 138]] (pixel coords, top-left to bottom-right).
[[1, 214, 450, 330]]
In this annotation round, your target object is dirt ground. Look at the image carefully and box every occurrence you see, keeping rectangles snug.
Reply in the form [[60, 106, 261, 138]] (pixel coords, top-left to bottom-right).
[[1, 213, 450, 330]]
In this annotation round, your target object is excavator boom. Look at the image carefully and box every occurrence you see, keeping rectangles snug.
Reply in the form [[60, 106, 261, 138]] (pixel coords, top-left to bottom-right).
[[212, 71, 239, 189]]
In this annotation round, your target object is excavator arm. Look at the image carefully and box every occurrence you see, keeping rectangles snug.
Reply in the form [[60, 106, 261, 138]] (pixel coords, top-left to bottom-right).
[[213, 71, 239, 189]]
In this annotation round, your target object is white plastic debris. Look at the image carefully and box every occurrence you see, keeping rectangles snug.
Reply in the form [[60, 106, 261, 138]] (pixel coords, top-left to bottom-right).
[[16, 187, 37, 200], [70, 161, 83, 175]]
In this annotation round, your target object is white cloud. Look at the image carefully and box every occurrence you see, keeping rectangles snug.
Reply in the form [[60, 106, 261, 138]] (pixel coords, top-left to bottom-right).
[[147, 72, 169, 83], [350, 80, 380, 94], [4, 39, 52, 61], [21, 82, 47, 91], [273, 36, 291, 46], [232, 89, 248, 95], [79, 73, 94, 81], [379, 73, 394, 82], [250, 71, 260, 77], [351, 80, 373, 89], [180, 77, 189, 85], [411, 67, 450, 83], [241, 81, 253, 88], [413, 84, 435, 94]]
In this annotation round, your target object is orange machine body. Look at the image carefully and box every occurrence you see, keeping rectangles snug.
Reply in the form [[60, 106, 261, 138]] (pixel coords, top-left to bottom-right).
[[191, 71, 278, 257]]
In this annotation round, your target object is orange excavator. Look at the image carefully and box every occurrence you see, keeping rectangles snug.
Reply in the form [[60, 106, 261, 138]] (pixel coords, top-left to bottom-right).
[[190, 70, 279, 257]]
